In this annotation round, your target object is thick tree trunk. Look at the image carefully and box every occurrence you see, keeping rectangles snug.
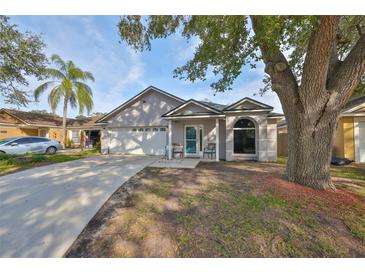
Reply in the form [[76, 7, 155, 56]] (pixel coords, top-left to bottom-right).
[[62, 97, 68, 149], [250, 16, 365, 190], [285, 102, 339, 190]]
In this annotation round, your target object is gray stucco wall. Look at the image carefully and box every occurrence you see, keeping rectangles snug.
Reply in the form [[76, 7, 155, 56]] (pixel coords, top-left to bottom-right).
[[225, 113, 277, 161], [107, 89, 183, 127]]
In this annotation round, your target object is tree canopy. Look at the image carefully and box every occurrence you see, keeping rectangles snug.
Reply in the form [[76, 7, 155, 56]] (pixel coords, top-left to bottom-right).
[[0, 16, 47, 107], [118, 16, 365, 93]]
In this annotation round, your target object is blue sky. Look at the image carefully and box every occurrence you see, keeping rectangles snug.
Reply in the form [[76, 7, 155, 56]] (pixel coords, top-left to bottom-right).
[[2, 16, 282, 117]]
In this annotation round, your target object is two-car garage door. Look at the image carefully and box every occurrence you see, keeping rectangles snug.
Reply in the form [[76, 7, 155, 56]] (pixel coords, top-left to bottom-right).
[[108, 127, 167, 156]]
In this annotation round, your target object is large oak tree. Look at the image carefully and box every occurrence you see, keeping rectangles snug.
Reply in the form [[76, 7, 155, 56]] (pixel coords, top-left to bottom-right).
[[118, 16, 365, 189]]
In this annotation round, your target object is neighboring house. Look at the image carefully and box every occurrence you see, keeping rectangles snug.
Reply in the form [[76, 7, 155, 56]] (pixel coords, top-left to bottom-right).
[[0, 108, 101, 147], [96, 86, 284, 161], [277, 95, 365, 163]]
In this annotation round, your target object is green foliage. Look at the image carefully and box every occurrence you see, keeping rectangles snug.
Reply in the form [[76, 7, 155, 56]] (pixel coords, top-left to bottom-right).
[[64, 138, 74, 148], [0, 16, 47, 106], [118, 16, 365, 93], [94, 140, 101, 152]]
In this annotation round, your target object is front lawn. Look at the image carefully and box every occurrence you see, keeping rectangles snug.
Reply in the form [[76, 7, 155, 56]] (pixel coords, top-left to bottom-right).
[[66, 161, 365, 258], [0, 149, 99, 176], [277, 156, 365, 181]]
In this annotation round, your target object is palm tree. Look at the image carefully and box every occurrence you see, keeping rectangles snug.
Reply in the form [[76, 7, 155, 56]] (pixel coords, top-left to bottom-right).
[[34, 54, 95, 147]]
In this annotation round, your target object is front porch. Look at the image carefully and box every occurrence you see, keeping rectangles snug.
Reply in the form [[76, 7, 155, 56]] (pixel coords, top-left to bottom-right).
[[165, 117, 224, 162]]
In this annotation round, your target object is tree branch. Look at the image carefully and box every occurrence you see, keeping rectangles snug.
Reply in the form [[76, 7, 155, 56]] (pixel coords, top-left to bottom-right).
[[328, 32, 365, 106], [250, 16, 300, 109], [300, 16, 340, 94]]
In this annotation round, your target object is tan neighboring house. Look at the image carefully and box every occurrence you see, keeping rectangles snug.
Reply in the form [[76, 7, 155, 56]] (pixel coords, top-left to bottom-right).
[[277, 95, 365, 163], [0, 108, 102, 147]]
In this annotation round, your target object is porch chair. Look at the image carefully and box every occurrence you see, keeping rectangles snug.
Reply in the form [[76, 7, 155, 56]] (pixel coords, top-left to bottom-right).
[[172, 143, 184, 158], [203, 143, 216, 159]]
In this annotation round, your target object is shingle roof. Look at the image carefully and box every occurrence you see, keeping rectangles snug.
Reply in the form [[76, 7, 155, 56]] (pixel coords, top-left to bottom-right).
[[67, 115, 103, 128], [3, 109, 64, 126], [198, 101, 227, 111], [1, 108, 101, 128], [343, 95, 365, 111]]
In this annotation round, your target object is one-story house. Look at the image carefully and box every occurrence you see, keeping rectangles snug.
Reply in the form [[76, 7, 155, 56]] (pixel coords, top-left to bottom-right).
[[96, 86, 284, 161], [277, 95, 365, 163], [0, 108, 102, 147]]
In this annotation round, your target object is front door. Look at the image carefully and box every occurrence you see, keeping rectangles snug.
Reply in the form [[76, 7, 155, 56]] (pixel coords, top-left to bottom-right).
[[185, 125, 198, 156]]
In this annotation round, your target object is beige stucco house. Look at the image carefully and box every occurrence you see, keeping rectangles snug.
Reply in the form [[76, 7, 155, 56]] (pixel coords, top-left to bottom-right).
[[277, 95, 365, 163], [96, 86, 284, 161]]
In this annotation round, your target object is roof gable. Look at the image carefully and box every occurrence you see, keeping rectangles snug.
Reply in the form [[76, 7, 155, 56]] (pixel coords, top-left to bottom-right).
[[163, 99, 222, 117], [224, 97, 273, 112], [342, 96, 365, 114], [0, 109, 24, 124], [97, 86, 185, 122]]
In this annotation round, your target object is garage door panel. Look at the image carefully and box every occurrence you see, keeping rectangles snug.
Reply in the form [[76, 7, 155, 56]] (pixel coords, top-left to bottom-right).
[[109, 128, 167, 155]]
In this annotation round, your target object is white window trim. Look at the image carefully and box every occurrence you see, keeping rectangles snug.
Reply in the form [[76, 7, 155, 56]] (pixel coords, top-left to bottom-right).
[[232, 119, 257, 156]]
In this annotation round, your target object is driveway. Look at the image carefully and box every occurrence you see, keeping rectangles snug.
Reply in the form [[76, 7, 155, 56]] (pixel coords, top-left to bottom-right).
[[0, 155, 157, 257]]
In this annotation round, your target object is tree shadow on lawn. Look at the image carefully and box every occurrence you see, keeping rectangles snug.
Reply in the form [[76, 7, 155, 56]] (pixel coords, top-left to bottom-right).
[[65, 161, 365, 258]]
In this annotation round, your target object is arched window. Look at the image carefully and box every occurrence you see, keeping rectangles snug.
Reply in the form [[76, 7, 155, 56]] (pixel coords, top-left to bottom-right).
[[233, 118, 256, 154]]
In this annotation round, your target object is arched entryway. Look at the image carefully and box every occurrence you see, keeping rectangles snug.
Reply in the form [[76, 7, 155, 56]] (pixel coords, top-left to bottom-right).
[[233, 118, 256, 154]]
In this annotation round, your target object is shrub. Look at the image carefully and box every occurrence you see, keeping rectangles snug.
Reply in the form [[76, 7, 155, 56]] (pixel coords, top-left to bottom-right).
[[65, 138, 74, 148], [0, 153, 15, 161], [95, 141, 101, 152], [30, 154, 47, 163]]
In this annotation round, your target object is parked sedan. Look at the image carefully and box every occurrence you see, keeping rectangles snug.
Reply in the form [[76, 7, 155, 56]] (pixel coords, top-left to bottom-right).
[[0, 136, 62, 155]]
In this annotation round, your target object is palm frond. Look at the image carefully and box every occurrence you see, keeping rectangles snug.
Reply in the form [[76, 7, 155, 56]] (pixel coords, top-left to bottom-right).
[[68, 66, 95, 82], [84, 71, 95, 82], [69, 91, 78, 110], [34, 81, 55, 102], [48, 86, 63, 113], [74, 82, 93, 96], [75, 82, 94, 115], [61, 78, 72, 98], [43, 68, 66, 80], [51, 54, 67, 72]]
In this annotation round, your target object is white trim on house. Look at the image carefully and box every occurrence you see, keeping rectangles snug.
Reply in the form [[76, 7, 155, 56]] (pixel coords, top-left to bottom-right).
[[224, 97, 273, 111], [354, 117, 365, 163], [184, 124, 204, 157], [215, 118, 219, 162], [340, 113, 365, 117], [223, 109, 272, 113], [342, 102, 365, 114], [168, 120, 172, 160], [163, 99, 222, 117], [165, 114, 226, 119], [232, 117, 258, 158], [354, 117, 360, 163], [97, 86, 185, 122]]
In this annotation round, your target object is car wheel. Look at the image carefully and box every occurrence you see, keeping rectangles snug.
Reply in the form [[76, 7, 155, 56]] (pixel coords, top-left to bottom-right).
[[46, 146, 57, 155]]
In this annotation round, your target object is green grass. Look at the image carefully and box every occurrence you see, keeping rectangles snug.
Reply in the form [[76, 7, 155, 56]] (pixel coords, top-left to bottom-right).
[[277, 156, 365, 181], [0, 149, 99, 176]]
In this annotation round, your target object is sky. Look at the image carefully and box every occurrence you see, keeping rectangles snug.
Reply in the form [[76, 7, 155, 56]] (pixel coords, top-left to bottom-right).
[[1, 16, 283, 118]]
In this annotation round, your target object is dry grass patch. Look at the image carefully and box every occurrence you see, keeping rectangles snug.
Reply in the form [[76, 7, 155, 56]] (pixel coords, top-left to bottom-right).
[[66, 161, 365, 258]]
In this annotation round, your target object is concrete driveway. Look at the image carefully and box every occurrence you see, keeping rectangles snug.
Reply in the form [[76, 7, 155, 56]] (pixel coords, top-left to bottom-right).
[[0, 155, 157, 257]]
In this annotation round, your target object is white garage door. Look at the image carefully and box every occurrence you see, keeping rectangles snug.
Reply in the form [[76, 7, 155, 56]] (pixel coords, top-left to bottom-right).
[[108, 127, 167, 155], [359, 122, 365, 163]]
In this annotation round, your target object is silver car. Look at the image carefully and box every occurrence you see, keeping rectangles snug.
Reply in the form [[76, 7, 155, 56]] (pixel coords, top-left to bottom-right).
[[0, 136, 62, 155]]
